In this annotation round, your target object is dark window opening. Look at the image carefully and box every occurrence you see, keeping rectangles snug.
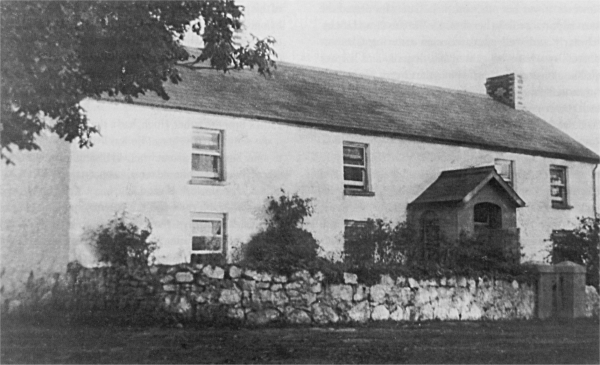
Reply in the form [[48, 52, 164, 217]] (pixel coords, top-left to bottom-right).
[[420, 211, 440, 259], [474, 202, 502, 229]]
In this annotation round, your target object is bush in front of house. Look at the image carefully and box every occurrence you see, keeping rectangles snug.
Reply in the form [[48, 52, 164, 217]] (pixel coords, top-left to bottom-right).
[[343, 219, 416, 265], [341, 217, 530, 283], [85, 211, 158, 269], [546, 216, 599, 290], [450, 231, 525, 279], [242, 190, 320, 275]]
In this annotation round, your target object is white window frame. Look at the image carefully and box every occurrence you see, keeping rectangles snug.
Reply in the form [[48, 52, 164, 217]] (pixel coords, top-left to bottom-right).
[[494, 158, 514, 187], [343, 142, 370, 191], [192, 127, 223, 181], [191, 212, 226, 254], [550, 165, 568, 208]]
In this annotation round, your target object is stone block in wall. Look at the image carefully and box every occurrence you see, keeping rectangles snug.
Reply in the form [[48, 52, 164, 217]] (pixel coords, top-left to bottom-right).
[[229, 266, 242, 279], [388, 287, 412, 306], [195, 289, 216, 304], [343, 272, 358, 285], [286, 308, 312, 324], [369, 284, 387, 304], [380, 275, 394, 286], [390, 307, 406, 321], [289, 291, 316, 309], [313, 271, 324, 282], [468, 278, 477, 293], [227, 307, 245, 320], [418, 303, 434, 321], [371, 305, 390, 321], [311, 283, 322, 294], [407, 278, 419, 288], [247, 309, 280, 325], [219, 287, 242, 305], [257, 282, 270, 289], [285, 282, 302, 291], [202, 266, 225, 280], [484, 307, 502, 321], [273, 275, 287, 283], [326, 284, 353, 303], [433, 306, 449, 320], [253, 289, 289, 309], [461, 304, 482, 320], [239, 279, 256, 292], [271, 284, 282, 291], [290, 270, 310, 283], [354, 285, 369, 302], [312, 303, 339, 324], [163, 284, 177, 292], [175, 272, 194, 283], [347, 301, 370, 322], [396, 276, 406, 286], [457, 277, 467, 287]]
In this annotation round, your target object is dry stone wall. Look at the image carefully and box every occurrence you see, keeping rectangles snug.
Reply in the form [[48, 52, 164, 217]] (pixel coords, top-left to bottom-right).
[[65, 263, 538, 323], [5, 263, 599, 322]]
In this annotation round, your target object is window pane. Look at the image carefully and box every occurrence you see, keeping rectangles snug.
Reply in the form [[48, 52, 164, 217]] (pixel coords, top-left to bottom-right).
[[343, 146, 365, 166], [192, 220, 223, 252], [550, 168, 565, 185], [551, 186, 566, 200], [344, 166, 364, 183], [192, 154, 220, 176], [193, 130, 220, 151], [192, 220, 221, 236], [192, 236, 222, 251]]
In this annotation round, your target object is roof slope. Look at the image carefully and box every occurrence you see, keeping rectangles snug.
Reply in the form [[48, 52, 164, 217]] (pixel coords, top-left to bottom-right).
[[409, 166, 526, 206], [103, 58, 599, 163]]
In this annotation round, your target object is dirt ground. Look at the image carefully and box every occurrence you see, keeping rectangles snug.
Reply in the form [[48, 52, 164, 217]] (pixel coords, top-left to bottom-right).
[[1, 317, 598, 364]]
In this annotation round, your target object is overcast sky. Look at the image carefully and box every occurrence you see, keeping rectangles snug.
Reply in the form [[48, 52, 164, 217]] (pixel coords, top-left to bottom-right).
[[233, 0, 600, 155]]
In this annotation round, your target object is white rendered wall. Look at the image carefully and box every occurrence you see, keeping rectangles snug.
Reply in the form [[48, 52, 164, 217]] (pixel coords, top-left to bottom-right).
[[69, 100, 596, 265], [1, 133, 71, 294]]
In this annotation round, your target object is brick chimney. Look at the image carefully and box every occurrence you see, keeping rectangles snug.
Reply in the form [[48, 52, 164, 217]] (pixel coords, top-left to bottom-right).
[[485, 73, 524, 110]]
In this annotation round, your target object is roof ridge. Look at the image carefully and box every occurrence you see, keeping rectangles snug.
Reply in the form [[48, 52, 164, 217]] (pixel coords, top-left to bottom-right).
[[277, 61, 489, 99]]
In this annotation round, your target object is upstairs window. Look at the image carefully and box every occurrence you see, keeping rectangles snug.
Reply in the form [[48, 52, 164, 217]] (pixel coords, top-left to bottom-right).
[[192, 128, 223, 181], [495, 159, 514, 187], [550, 165, 568, 208], [474, 202, 502, 229], [343, 142, 371, 194], [191, 212, 226, 254]]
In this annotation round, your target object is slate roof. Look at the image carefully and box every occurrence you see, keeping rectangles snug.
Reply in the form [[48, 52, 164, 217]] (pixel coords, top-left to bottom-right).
[[103, 54, 599, 163], [408, 166, 526, 207]]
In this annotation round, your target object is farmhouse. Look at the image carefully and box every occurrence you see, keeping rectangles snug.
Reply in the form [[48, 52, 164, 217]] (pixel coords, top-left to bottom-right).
[[2, 57, 598, 289]]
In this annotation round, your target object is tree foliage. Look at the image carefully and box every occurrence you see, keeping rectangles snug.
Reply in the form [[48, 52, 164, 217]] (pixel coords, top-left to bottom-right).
[[547, 216, 599, 290], [0, 1, 276, 162]]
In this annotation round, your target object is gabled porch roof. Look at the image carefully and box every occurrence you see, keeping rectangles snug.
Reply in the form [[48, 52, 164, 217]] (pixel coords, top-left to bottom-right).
[[408, 166, 526, 207]]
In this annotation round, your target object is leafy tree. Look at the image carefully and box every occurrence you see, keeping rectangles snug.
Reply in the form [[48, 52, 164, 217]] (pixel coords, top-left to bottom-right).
[[547, 216, 599, 290], [1, 1, 276, 162]]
